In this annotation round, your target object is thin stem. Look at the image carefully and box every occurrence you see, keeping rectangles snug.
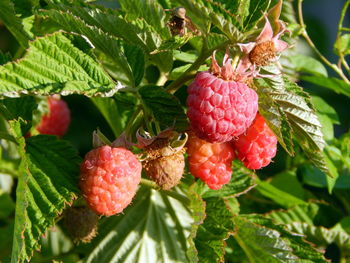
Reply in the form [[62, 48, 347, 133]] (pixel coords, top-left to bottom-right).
[[341, 55, 350, 72], [297, 0, 350, 84], [124, 106, 142, 136], [140, 178, 190, 206], [341, 27, 350, 32], [337, 0, 350, 36], [165, 39, 230, 94], [336, 0, 350, 75], [156, 72, 169, 86]]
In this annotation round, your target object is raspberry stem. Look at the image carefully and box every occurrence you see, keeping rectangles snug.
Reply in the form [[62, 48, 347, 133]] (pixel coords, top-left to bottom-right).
[[298, 0, 350, 84]]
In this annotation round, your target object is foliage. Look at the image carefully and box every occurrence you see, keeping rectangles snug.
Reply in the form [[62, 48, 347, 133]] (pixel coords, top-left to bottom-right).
[[0, 0, 350, 262]]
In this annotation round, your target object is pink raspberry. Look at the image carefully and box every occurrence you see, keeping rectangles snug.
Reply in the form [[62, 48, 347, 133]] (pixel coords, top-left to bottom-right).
[[80, 146, 142, 216], [36, 97, 71, 137], [187, 132, 235, 190], [233, 113, 277, 169], [187, 54, 258, 143]]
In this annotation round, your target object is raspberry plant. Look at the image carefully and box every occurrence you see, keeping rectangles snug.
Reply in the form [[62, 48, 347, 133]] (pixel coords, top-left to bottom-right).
[[1, 0, 350, 262]]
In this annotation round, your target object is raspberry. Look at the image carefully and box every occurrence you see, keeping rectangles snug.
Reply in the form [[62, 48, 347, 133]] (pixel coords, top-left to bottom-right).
[[63, 207, 99, 243], [232, 113, 277, 169], [36, 97, 71, 137], [187, 132, 235, 190], [144, 153, 184, 190], [80, 146, 142, 216], [187, 60, 258, 143], [143, 138, 185, 190]]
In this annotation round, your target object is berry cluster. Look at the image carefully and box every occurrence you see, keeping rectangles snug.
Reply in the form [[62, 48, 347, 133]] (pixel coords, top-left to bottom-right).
[[186, 50, 278, 189], [76, 11, 286, 219]]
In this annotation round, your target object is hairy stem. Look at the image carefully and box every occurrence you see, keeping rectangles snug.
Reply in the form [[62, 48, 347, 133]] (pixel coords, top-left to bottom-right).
[[297, 0, 350, 84]]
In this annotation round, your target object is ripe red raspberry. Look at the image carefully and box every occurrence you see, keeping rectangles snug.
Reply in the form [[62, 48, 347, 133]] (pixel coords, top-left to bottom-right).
[[187, 133, 235, 190], [36, 97, 71, 137], [80, 146, 142, 216], [233, 113, 277, 169], [187, 60, 258, 143]]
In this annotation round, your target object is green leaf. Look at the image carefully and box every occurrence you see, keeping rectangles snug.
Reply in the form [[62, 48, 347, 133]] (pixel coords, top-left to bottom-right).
[[91, 93, 138, 137], [90, 97, 122, 137], [267, 204, 350, 254], [334, 34, 350, 55], [256, 178, 307, 208], [139, 85, 188, 131], [0, 192, 15, 219], [257, 85, 294, 155], [244, 0, 271, 30], [1, 96, 38, 134], [266, 202, 342, 228], [0, 222, 14, 262], [270, 170, 306, 200], [40, 5, 173, 72], [234, 215, 327, 262], [256, 69, 327, 174], [1, 96, 37, 122], [186, 183, 206, 262], [176, 0, 244, 42], [38, 8, 134, 86], [10, 135, 80, 263], [301, 75, 350, 99], [288, 55, 328, 77], [200, 160, 256, 199], [195, 197, 234, 263], [0, 0, 32, 48], [82, 187, 191, 263], [118, 0, 170, 39], [12, 0, 40, 17], [311, 96, 339, 125], [173, 50, 198, 63], [0, 51, 12, 65], [124, 45, 145, 87], [151, 35, 193, 55], [0, 33, 118, 97]]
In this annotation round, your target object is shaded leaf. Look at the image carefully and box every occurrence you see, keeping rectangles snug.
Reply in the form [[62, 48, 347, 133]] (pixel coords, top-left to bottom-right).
[[139, 85, 188, 131], [124, 45, 145, 87], [1, 96, 37, 134], [0, 0, 31, 48]]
